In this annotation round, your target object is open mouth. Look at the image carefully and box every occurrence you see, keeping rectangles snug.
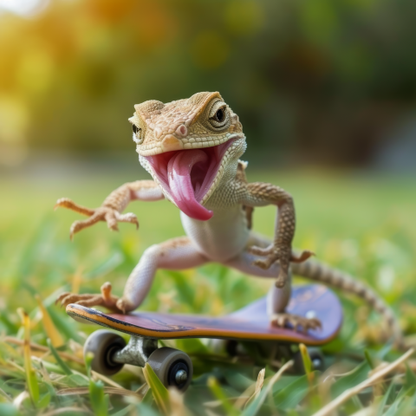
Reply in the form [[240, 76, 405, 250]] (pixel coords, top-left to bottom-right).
[[145, 140, 234, 221]]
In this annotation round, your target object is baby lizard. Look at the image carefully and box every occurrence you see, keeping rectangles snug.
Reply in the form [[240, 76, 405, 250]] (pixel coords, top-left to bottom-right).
[[55, 92, 402, 345]]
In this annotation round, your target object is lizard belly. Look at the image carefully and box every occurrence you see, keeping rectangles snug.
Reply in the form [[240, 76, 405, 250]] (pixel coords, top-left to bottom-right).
[[180, 205, 249, 262]]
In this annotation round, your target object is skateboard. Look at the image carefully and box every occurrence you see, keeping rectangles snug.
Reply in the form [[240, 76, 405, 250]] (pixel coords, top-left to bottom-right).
[[67, 284, 342, 391]]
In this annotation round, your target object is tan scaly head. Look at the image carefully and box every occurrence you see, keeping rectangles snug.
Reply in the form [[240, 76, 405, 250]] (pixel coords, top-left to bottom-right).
[[128, 92, 246, 220]]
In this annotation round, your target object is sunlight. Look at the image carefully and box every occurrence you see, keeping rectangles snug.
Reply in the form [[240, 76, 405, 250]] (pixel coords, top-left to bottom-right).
[[0, 0, 49, 16]]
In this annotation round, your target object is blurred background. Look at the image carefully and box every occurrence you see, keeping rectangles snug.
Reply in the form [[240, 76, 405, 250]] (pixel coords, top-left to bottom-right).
[[0, 0, 415, 329], [1, 0, 416, 171]]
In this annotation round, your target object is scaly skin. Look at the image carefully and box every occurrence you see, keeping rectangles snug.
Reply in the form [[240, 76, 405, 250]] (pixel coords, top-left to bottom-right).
[[55, 92, 403, 345]]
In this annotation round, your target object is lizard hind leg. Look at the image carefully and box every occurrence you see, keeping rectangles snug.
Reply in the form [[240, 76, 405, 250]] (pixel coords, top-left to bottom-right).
[[117, 236, 209, 313], [226, 232, 322, 333]]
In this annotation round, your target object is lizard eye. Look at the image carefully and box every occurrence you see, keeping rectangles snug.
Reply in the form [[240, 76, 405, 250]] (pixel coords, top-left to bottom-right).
[[209, 102, 229, 129], [215, 108, 225, 123], [132, 124, 144, 144]]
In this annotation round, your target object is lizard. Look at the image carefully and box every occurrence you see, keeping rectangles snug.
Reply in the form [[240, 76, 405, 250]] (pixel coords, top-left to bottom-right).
[[55, 91, 403, 343]]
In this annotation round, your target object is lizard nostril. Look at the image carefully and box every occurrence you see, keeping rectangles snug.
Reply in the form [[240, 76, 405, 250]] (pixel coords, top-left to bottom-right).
[[176, 125, 187, 137]]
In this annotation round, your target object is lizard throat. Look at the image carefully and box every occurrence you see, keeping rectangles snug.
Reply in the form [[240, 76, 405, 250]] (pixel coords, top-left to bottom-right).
[[145, 140, 233, 221]]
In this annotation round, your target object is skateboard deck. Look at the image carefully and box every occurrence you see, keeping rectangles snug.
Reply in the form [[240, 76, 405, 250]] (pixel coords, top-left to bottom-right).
[[67, 284, 342, 345]]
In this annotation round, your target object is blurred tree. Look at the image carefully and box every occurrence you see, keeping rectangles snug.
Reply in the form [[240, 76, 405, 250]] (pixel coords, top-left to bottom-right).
[[0, 0, 415, 166]]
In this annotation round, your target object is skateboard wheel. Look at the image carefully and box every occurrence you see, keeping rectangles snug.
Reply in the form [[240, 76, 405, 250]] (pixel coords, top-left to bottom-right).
[[147, 347, 193, 391], [293, 348, 325, 373], [84, 330, 126, 376]]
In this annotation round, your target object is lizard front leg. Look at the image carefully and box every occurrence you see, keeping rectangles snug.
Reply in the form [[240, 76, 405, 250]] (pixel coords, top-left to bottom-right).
[[56, 180, 164, 310], [241, 183, 313, 289], [55, 180, 163, 239], [58, 237, 208, 313]]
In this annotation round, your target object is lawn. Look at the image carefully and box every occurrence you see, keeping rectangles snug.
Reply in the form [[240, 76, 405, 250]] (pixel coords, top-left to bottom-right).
[[1, 167, 416, 415]]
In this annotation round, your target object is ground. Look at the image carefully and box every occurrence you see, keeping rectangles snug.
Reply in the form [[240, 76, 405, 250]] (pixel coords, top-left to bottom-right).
[[1, 168, 416, 415]]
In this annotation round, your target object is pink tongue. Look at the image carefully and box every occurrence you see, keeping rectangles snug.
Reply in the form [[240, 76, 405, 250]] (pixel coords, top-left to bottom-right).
[[167, 150, 213, 221]]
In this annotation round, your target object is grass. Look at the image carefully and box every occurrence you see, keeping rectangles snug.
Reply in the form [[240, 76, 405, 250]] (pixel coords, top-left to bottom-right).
[[1, 167, 416, 415]]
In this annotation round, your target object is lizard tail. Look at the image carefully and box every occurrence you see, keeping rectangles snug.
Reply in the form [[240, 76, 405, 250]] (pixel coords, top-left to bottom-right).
[[291, 259, 404, 348]]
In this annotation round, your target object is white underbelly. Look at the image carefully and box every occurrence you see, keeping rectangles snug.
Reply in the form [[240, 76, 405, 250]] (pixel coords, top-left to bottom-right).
[[180, 205, 249, 262]]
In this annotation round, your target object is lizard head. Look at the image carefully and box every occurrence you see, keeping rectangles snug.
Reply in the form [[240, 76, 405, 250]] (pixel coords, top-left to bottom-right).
[[128, 92, 246, 221]]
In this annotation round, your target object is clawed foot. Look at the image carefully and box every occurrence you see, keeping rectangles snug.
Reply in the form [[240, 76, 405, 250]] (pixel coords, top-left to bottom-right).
[[56, 282, 128, 313], [55, 198, 139, 240], [248, 244, 314, 288], [270, 313, 322, 333]]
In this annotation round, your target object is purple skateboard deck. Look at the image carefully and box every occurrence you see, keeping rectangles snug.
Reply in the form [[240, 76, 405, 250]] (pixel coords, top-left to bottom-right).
[[67, 284, 342, 345]]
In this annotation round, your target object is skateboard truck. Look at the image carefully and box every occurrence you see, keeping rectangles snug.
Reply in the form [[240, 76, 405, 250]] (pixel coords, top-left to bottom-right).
[[84, 329, 193, 391], [111, 336, 158, 367]]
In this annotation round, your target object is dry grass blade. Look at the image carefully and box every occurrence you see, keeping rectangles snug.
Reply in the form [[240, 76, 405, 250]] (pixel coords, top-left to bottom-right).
[[205, 396, 250, 409], [42, 406, 94, 416], [312, 348, 415, 416], [242, 359, 294, 416], [36, 295, 64, 348], [349, 406, 377, 416], [4, 336, 84, 364], [0, 386, 11, 402], [17, 308, 39, 406], [72, 268, 83, 294], [13, 391, 30, 408], [243, 368, 265, 409], [91, 370, 127, 389], [57, 386, 143, 398], [169, 387, 188, 416], [205, 410, 222, 416]]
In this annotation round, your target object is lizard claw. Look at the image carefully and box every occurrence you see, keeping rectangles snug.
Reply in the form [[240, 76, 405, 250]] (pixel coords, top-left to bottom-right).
[[115, 212, 139, 230], [54, 198, 95, 216], [55, 198, 140, 238], [247, 244, 274, 256], [270, 313, 322, 333], [249, 244, 292, 288], [55, 282, 124, 313], [290, 250, 315, 263], [253, 256, 277, 270], [69, 212, 103, 240], [249, 245, 282, 269]]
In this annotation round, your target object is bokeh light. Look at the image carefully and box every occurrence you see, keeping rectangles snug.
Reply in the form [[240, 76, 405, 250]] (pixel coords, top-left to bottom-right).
[[0, 0, 49, 16], [0, 0, 415, 170]]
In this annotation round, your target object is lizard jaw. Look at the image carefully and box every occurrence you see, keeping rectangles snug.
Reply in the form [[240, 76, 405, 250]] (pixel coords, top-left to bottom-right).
[[143, 140, 235, 220]]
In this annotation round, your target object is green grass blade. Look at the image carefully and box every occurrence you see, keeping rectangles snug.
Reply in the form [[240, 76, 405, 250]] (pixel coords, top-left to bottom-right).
[[142, 363, 170, 415], [47, 338, 72, 376], [364, 350, 375, 369], [242, 360, 294, 416], [208, 377, 239, 416], [299, 343, 313, 382], [376, 381, 394, 416], [89, 379, 108, 416], [274, 373, 312, 411]]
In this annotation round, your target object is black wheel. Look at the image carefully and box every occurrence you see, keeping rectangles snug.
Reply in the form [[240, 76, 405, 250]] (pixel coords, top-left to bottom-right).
[[293, 348, 325, 373], [147, 347, 193, 391], [84, 329, 126, 376]]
